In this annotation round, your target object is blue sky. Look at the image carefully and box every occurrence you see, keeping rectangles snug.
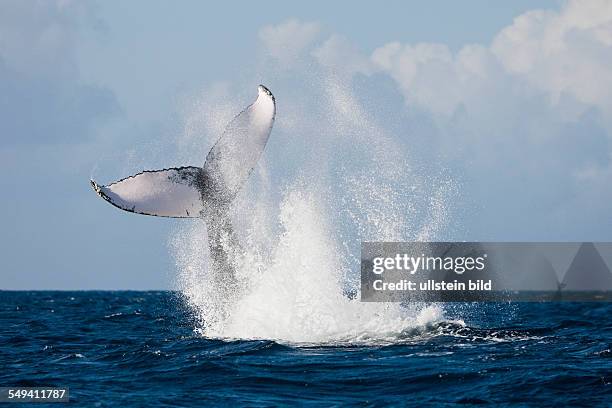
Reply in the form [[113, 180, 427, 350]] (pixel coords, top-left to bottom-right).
[[4, 0, 612, 289]]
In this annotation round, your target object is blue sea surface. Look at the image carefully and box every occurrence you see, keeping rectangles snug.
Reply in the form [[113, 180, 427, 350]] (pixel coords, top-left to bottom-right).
[[0, 291, 610, 406]]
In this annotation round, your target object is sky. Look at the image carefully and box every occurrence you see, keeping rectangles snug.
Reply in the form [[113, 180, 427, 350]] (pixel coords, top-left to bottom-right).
[[3, 0, 612, 289]]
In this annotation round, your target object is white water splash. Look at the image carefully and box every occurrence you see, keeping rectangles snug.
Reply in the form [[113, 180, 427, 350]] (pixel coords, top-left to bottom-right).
[[173, 187, 447, 344], [171, 72, 458, 345]]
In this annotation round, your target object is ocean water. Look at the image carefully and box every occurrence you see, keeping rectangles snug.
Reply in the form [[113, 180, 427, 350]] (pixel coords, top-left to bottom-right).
[[38, 69, 610, 406], [1, 291, 610, 406]]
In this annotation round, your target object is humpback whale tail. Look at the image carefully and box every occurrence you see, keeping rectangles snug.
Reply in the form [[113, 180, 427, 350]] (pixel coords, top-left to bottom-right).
[[90, 85, 275, 218], [91, 85, 276, 309]]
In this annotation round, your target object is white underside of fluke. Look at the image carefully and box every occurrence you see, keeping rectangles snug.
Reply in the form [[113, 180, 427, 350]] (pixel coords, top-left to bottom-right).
[[91, 167, 204, 218], [91, 85, 276, 217]]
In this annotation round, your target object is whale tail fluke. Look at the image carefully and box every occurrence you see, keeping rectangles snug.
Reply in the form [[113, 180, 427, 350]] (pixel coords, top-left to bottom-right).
[[90, 85, 276, 217], [90, 167, 205, 218]]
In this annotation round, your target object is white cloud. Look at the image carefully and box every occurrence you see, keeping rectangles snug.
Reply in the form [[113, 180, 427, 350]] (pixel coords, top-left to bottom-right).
[[258, 19, 321, 66], [368, 0, 612, 124], [371, 42, 499, 115], [492, 0, 612, 119], [256, 2, 612, 239], [312, 35, 374, 76]]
